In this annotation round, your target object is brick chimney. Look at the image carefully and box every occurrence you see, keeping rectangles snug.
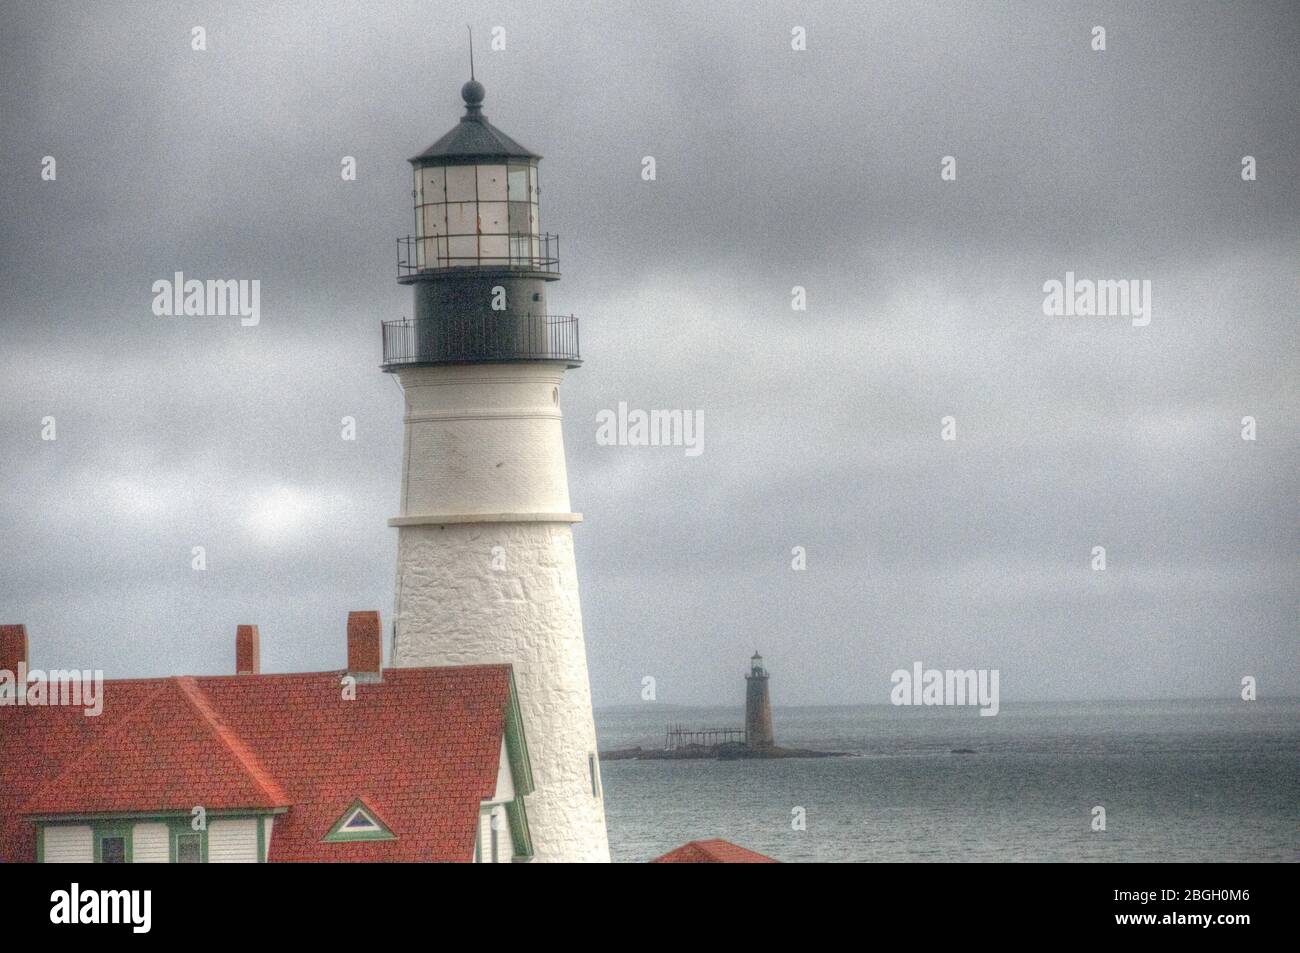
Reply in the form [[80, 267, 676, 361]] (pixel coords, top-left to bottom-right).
[[0, 624, 28, 674], [347, 611, 382, 681], [235, 624, 260, 675]]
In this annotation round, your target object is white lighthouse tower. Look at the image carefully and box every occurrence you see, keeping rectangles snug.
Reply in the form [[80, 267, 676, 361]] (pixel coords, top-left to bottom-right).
[[383, 75, 610, 862]]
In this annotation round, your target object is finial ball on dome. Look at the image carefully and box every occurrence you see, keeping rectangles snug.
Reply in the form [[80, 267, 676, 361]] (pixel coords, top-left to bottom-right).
[[462, 80, 485, 106]]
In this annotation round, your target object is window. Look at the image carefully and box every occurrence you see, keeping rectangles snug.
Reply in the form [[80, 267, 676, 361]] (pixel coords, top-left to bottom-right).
[[508, 201, 532, 235], [168, 820, 209, 863], [422, 203, 446, 238], [479, 202, 508, 235], [175, 833, 202, 863], [413, 161, 541, 269], [420, 166, 445, 203], [93, 824, 132, 863], [343, 811, 379, 832], [100, 836, 126, 864], [589, 753, 601, 798], [322, 800, 396, 842], [444, 165, 477, 202], [478, 808, 509, 864], [507, 166, 529, 202], [477, 165, 507, 202], [446, 202, 476, 237], [413, 162, 538, 268]]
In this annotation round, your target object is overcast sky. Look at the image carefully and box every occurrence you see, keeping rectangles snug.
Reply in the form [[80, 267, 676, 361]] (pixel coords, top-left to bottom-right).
[[1, 1, 1296, 707]]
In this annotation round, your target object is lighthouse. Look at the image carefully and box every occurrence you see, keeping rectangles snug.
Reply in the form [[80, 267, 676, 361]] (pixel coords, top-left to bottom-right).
[[383, 76, 610, 862], [745, 653, 775, 749]]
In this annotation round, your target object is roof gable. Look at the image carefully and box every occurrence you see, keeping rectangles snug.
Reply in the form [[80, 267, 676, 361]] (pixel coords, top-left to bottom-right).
[[0, 664, 525, 863], [651, 839, 779, 863], [0, 679, 156, 861], [20, 677, 289, 816]]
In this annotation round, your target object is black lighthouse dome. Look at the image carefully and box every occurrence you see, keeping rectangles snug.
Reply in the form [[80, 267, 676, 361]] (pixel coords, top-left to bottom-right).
[[409, 80, 540, 164]]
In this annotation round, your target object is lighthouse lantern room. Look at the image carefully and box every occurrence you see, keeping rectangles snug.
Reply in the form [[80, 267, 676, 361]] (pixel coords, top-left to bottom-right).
[[385, 79, 576, 369]]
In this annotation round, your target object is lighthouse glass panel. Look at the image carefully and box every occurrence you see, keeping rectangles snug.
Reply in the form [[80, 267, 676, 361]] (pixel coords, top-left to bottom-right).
[[477, 165, 507, 202], [446, 202, 476, 265], [412, 160, 541, 269], [508, 162, 539, 265], [444, 165, 476, 202], [481, 234, 508, 262], [422, 204, 446, 238], [508, 201, 530, 234], [418, 166, 445, 203], [415, 166, 447, 268], [507, 166, 528, 201]]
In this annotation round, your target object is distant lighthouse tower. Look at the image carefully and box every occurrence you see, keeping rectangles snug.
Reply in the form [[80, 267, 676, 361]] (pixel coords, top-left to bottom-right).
[[384, 74, 609, 862], [745, 653, 775, 749]]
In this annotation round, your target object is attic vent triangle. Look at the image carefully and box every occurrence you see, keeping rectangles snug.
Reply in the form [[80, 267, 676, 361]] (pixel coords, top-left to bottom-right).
[[322, 799, 396, 842], [344, 811, 377, 830]]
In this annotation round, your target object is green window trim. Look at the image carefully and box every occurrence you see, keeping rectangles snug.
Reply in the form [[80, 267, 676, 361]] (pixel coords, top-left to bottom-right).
[[93, 822, 133, 864], [31, 808, 284, 824], [477, 804, 521, 863], [502, 671, 535, 796], [174, 832, 202, 863], [505, 795, 532, 861], [35, 811, 278, 864], [321, 800, 396, 843], [166, 818, 209, 863], [499, 669, 535, 860]]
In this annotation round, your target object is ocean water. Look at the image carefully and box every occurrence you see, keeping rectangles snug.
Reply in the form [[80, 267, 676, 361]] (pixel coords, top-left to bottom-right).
[[594, 700, 1300, 863]]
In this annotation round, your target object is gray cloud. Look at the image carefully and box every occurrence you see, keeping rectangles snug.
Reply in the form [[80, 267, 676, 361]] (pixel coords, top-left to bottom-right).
[[1, 1, 1296, 706]]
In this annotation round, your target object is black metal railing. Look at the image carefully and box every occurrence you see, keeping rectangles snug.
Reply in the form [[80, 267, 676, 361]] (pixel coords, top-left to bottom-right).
[[381, 314, 580, 368], [397, 233, 560, 277]]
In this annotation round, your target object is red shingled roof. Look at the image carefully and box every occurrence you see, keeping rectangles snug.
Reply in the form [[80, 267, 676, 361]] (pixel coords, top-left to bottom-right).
[[0, 666, 514, 863], [651, 839, 778, 863], [19, 677, 290, 815]]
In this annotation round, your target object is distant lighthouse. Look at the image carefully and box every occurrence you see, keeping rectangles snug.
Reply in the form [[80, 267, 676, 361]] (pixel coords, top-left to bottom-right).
[[745, 653, 775, 749], [383, 74, 610, 862]]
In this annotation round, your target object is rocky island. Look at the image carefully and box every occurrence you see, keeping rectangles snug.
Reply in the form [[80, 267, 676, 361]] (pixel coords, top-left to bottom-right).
[[600, 653, 847, 761]]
